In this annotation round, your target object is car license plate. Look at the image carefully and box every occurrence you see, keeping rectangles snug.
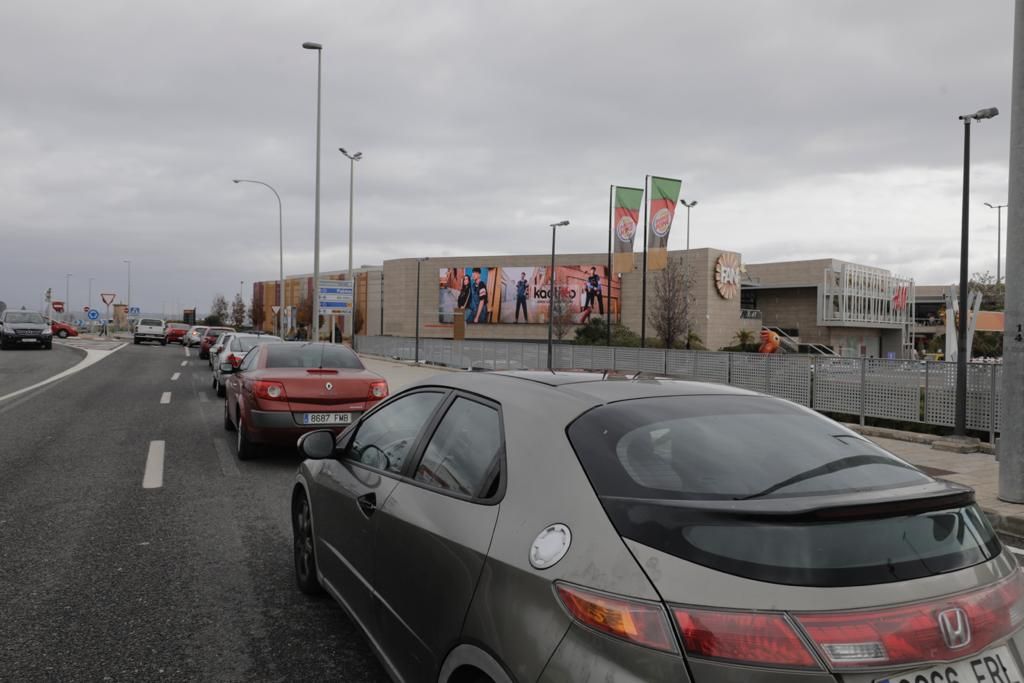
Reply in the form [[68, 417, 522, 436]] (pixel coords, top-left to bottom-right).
[[302, 413, 352, 425], [876, 645, 1022, 683], [22, 338, 36, 343]]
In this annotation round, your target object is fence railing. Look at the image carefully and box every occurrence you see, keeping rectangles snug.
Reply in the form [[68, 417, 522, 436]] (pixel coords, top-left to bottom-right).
[[355, 335, 1002, 437]]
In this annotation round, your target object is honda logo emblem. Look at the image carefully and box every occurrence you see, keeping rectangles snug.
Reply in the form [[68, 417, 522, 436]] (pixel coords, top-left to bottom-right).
[[325, 382, 333, 391], [937, 608, 971, 649]]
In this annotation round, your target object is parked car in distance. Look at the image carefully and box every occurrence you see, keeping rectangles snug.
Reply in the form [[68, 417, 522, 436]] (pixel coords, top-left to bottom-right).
[[198, 326, 234, 359], [134, 318, 167, 345], [184, 325, 208, 347], [291, 371, 1023, 683], [164, 322, 190, 345], [207, 332, 233, 369], [222, 342, 387, 459], [212, 333, 282, 397], [0, 310, 53, 349], [48, 319, 79, 338]]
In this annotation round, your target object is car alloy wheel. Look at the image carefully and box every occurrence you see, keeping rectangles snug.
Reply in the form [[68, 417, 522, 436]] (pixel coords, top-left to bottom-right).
[[292, 494, 323, 595], [57, 329, 68, 338]]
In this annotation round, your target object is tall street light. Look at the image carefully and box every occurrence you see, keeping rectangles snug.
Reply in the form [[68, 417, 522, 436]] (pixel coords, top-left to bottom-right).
[[340, 147, 363, 340], [233, 179, 285, 337], [88, 277, 94, 312], [65, 273, 72, 321], [985, 201, 1008, 284], [955, 107, 999, 437], [303, 41, 324, 341], [547, 220, 571, 370], [123, 259, 132, 325], [414, 257, 428, 364], [680, 198, 698, 250]]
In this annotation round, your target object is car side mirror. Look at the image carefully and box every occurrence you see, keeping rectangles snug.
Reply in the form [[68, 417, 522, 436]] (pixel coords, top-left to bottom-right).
[[219, 362, 235, 374], [298, 430, 336, 460]]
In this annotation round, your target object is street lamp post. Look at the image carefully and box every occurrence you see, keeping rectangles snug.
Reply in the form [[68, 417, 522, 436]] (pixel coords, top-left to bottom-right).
[[233, 179, 285, 337], [88, 277, 94, 312], [415, 258, 426, 364], [123, 259, 131, 328], [339, 148, 362, 342], [955, 107, 999, 437], [985, 201, 1009, 284], [303, 41, 324, 341], [65, 273, 72, 321], [680, 198, 698, 250], [547, 220, 571, 370]]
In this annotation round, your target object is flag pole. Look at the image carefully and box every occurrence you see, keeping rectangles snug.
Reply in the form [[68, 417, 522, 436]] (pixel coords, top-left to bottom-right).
[[641, 175, 649, 348], [607, 185, 613, 348]]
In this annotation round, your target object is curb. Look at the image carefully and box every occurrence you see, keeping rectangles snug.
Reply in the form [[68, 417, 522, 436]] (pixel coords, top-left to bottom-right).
[[843, 423, 995, 455]]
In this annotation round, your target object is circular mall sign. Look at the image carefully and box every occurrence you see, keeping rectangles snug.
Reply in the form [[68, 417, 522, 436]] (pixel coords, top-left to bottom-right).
[[615, 216, 636, 243], [715, 253, 742, 299], [651, 208, 672, 238]]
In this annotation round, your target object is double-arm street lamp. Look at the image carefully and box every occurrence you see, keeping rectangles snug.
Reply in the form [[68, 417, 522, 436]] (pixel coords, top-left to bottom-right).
[[679, 198, 698, 250], [985, 201, 1008, 284], [340, 147, 363, 339], [954, 107, 999, 437], [233, 179, 285, 337], [303, 41, 324, 341], [547, 220, 571, 370]]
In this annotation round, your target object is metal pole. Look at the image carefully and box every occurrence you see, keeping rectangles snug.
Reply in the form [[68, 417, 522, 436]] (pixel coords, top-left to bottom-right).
[[955, 119, 971, 436], [348, 155, 355, 339], [999, 205, 1004, 284], [607, 185, 613, 348], [303, 42, 324, 342], [65, 273, 71, 321], [1001, 0, 1024, 501], [232, 179, 285, 337], [548, 224, 556, 369], [88, 277, 93, 313], [415, 259, 421, 364], [686, 205, 691, 250], [641, 176, 649, 348], [124, 260, 131, 328]]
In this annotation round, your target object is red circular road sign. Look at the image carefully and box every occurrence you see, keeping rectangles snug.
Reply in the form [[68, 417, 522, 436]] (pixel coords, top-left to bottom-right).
[[52, 301, 65, 313]]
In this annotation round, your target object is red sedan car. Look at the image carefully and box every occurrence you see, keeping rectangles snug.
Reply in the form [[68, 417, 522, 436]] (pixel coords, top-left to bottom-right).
[[222, 342, 388, 459], [164, 322, 190, 344], [198, 326, 234, 359], [48, 319, 79, 339]]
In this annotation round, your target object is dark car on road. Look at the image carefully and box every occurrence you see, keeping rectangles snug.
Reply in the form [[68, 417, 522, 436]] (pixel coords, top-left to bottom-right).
[[0, 310, 53, 349], [291, 371, 1023, 683], [222, 342, 387, 460]]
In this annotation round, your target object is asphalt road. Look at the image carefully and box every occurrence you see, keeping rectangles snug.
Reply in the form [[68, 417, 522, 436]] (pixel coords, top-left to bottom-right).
[[0, 341, 389, 682], [0, 341, 84, 397]]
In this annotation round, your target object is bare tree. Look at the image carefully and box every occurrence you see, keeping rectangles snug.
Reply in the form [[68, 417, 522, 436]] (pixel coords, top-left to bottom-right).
[[551, 283, 576, 341], [650, 257, 695, 348], [205, 294, 229, 326], [230, 293, 247, 328]]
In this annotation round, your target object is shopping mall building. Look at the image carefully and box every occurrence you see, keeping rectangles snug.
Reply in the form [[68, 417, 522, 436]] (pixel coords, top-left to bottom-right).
[[250, 247, 918, 357]]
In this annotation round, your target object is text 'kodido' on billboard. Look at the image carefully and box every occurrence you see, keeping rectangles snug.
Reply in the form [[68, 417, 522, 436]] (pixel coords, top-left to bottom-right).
[[438, 265, 621, 325]]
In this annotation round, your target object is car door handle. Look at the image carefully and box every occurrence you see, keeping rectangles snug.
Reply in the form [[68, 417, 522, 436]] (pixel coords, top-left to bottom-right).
[[356, 493, 377, 518]]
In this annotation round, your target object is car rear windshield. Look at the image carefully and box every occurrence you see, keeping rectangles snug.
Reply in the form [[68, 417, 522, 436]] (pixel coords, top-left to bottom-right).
[[232, 336, 281, 352], [566, 395, 1000, 586], [140, 319, 163, 327], [168, 323, 189, 330], [264, 344, 364, 369]]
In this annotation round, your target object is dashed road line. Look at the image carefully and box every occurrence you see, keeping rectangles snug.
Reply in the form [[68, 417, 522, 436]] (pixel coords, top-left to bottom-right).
[[160, 392, 172, 404], [143, 441, 165, 489], [180, 360, 188, 367], [185, 348, 191, 358], [171, 372, 181, 381], [198, 391, 209, 403]]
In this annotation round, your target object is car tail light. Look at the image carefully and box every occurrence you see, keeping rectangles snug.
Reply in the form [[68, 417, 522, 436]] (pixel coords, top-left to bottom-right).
[[227, 354, 242, 368], [368, 381, 388, 400], [254, 380, 288, 401], [555, 583, 677, 653], [794, 570, 1024, 668], [673, 607, 819, 668]]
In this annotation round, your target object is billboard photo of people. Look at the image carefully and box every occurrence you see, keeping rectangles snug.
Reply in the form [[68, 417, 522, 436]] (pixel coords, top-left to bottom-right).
[[440, 265, 620, 325]]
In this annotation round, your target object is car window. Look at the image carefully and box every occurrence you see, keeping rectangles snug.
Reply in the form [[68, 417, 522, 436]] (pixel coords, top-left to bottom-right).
[[140, 319, 163, 327], [4, 312, 44, 324], [264, 344, 364, 369], [348, 392, 445, 475], [238, 347, 260, 371], [414, 397, 502, 499], [230, 337, 242, 351]]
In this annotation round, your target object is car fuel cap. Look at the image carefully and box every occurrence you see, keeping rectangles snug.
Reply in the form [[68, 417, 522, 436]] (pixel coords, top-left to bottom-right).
[[529, 524, 571, 569]]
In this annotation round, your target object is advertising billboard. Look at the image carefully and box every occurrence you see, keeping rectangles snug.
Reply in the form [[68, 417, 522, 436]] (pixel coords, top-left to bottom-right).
[[438, 265, 620, 325]]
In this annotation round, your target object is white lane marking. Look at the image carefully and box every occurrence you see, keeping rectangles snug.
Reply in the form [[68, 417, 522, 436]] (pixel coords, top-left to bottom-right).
[[160, 392, 172, 404], [171, 372, 181, 381], [1008, 546, 1024, 557], [180, 360, 187, 367], [0, 344, 128, 403], [185, 348, 191, 358], [198, 391, 209, 403], [143, 440, 165, 489]]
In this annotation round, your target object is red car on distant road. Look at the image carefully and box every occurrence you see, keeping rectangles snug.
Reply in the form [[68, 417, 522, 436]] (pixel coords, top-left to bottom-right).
[[164, 322, 190, 345], [48, 319, 79, 339], [199, 326, 234, 359], [221, 342, 388, 459]]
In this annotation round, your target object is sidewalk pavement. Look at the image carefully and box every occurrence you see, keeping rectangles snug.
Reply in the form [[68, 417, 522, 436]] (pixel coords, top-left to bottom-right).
[[849, 427, 1024, 541]]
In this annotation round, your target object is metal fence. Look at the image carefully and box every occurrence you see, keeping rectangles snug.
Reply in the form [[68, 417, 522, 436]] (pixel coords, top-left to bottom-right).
[[355, 335, 1002, 435]]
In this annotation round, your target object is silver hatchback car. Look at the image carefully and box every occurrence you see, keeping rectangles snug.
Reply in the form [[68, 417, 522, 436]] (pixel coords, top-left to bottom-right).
[[292, 371, 1022, 683]]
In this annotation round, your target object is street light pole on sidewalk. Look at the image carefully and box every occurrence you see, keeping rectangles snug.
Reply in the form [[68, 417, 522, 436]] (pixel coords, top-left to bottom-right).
[[547, 220, 570, 370], [303, 41, 324, 341], [985, 202, 1008, 284], [233, 179, 285, 338], [340, 148, 362, 340]]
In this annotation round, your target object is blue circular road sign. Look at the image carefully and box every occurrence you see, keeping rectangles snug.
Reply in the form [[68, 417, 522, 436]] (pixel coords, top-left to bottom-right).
[[87, 309, 100, 320]]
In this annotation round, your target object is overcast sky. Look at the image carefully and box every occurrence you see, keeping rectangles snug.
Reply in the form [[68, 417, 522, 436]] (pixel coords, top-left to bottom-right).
[[0, 1, 1016, 315]]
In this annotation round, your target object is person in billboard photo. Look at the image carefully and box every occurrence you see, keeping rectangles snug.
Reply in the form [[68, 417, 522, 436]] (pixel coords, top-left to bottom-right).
[[466, 267, 489, 324], [457, 274, 471, 310], [585, 266, 604, 315], [515, 271, 529, 322]]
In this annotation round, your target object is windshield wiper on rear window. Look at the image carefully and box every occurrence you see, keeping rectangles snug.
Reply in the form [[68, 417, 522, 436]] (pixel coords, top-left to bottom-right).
[[737, 454, 918, 501]]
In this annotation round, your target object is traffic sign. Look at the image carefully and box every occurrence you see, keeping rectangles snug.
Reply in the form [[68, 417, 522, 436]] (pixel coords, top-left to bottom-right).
[[83, 306, 90, 312], [318, 280, 353, 316], [87, 309, 100, 321], [101, 293, 116, 305], [52, 301, 65, 313], [129, 306, 140, 316], [271, 305, 281, 315]]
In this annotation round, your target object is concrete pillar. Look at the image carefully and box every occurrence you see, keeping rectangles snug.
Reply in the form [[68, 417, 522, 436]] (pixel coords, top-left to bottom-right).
[[1000, 0, 1024, 502]]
